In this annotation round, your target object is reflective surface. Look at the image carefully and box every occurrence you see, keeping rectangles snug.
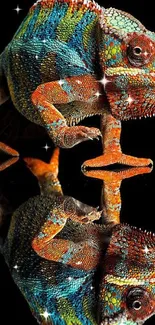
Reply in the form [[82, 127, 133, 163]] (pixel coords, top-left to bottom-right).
[[0, 0, 155, 324], [0, 146, 155, 324]]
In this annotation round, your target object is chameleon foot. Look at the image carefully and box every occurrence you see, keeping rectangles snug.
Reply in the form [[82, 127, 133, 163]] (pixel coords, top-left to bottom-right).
[[0, 142, 19, 171], [57, 126, 101, 148], [82, 152, 153, 168], [64, 197, 102, 224], [0, 142, 19, 156]]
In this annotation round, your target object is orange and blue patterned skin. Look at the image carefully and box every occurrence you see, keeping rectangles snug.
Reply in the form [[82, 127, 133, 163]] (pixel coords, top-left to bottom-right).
[[1, 148, 155, 325], [0, 0, 155, 167]]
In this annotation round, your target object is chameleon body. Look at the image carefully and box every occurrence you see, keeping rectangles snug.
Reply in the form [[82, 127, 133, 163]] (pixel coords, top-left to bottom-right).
[[1, 149, 155, 325], [0, 0, 155, 167]]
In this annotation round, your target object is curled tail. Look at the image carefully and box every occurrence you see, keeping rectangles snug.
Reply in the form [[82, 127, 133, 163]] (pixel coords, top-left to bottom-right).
[[24, 148, 62, 195]]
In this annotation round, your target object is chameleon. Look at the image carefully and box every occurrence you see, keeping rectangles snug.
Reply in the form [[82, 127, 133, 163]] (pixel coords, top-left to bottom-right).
[[0, 0, 155, 168], [0, 148, 155, 325]]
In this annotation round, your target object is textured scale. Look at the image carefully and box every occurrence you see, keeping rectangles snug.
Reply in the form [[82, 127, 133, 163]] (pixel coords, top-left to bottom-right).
[[0, 0, 155, 167], [0, 149, 155, 325]]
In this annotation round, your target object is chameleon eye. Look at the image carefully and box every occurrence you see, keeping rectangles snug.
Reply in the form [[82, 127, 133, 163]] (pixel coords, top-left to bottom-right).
[[133, 46, 142, 56], [125, 287, 155, 319], [132, 300, 142, 310], [126, 287, 145, 311], [127, 35, 153, 66]]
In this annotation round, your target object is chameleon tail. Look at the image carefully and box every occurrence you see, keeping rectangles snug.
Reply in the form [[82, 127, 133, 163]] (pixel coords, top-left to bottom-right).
[[24, 148, 62, 195]]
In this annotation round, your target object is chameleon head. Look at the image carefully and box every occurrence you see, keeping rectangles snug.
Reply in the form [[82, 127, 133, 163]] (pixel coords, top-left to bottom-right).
[[99, 8, 155, 120], [99, 224, 155, 325]]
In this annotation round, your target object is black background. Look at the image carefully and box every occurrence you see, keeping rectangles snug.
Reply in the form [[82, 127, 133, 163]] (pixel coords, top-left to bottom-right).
[[0, 0, 155, 324]]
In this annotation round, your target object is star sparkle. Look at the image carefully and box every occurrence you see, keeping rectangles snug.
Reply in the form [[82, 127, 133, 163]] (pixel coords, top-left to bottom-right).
[[67, 276, 72, 281], [76, 261, 82, 265], [76, 80, 82, 84], [95, 91, 102, 98], [144, 51, 149, 57], [99, 75, 111, 88], [43, 144, 51, 151], [13, 264, 18, 270], [126, 95, 133, 104], [143, 245, 149, 254], [58, 79, 65, 86], [14, 5, 22, 14], [40, 310, 50, 321]]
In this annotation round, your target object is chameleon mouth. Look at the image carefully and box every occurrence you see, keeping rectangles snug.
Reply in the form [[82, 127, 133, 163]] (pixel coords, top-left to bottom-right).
[[100, 313, 138, 325]]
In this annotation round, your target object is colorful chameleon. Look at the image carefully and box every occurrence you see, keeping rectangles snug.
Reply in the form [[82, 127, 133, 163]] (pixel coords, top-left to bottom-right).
[[0, 148, 154, 325], [0, 0, 155, 167]]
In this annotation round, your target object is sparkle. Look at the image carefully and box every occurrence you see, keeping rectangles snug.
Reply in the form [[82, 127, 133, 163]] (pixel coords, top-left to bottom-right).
[[58, 79, 65, 86], [43, 144, 50, 151], [67, 276, 72, 281], [13, 265, 18, 270], [40, 310, 50, 321], [42, 39, 47, 44], [144, 51, 149, 57], [76, 80, 82, 84], [90, 286, 94, 290], [76, 261, 82, 265], [14, 5, 22, 13], [35, 55, 39, 59], [143, 245, 149, 254], [126, 95, 133, 104], [99, 75, 111, 88], [95, 91, 102, 98]]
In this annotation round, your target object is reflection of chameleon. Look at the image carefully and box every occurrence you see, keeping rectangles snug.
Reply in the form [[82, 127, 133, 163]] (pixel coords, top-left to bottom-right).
[[1, 148, 155, 325], [0, 0, 155, 167]]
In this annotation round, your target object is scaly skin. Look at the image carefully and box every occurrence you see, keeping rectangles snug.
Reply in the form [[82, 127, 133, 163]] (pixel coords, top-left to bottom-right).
[[1, 148, 155, 325], [0, 0, 155, 167]]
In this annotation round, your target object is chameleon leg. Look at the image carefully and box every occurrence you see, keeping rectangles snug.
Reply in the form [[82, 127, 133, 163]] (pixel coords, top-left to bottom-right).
[[83, 113, 153, 167], [31, 74, 101, 148], [32, 196, 101, 271], [83, 167, 152, 225], [24, 148, 63, 195], [0, 142, 19, 171]]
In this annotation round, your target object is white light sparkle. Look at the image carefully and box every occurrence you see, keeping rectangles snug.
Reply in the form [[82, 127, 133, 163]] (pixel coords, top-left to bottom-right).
[[76, 261, 82, 265], [13, 265, 18, 270], [143, 245, 149, 254], [95, 91, 102, 98], [99, 75, 111, 88], [35, 55, 39, 59], [43, 144, 50, 151], [68, 276, 72, 281], [58, 79, 65, 86], [40, 310, 50, 321], [43, 39, 47, 43], [14, 5, 22, 13], [144, 51, 149, 57], [76, 80, 82, 84], [126, 95, 133, 104]]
